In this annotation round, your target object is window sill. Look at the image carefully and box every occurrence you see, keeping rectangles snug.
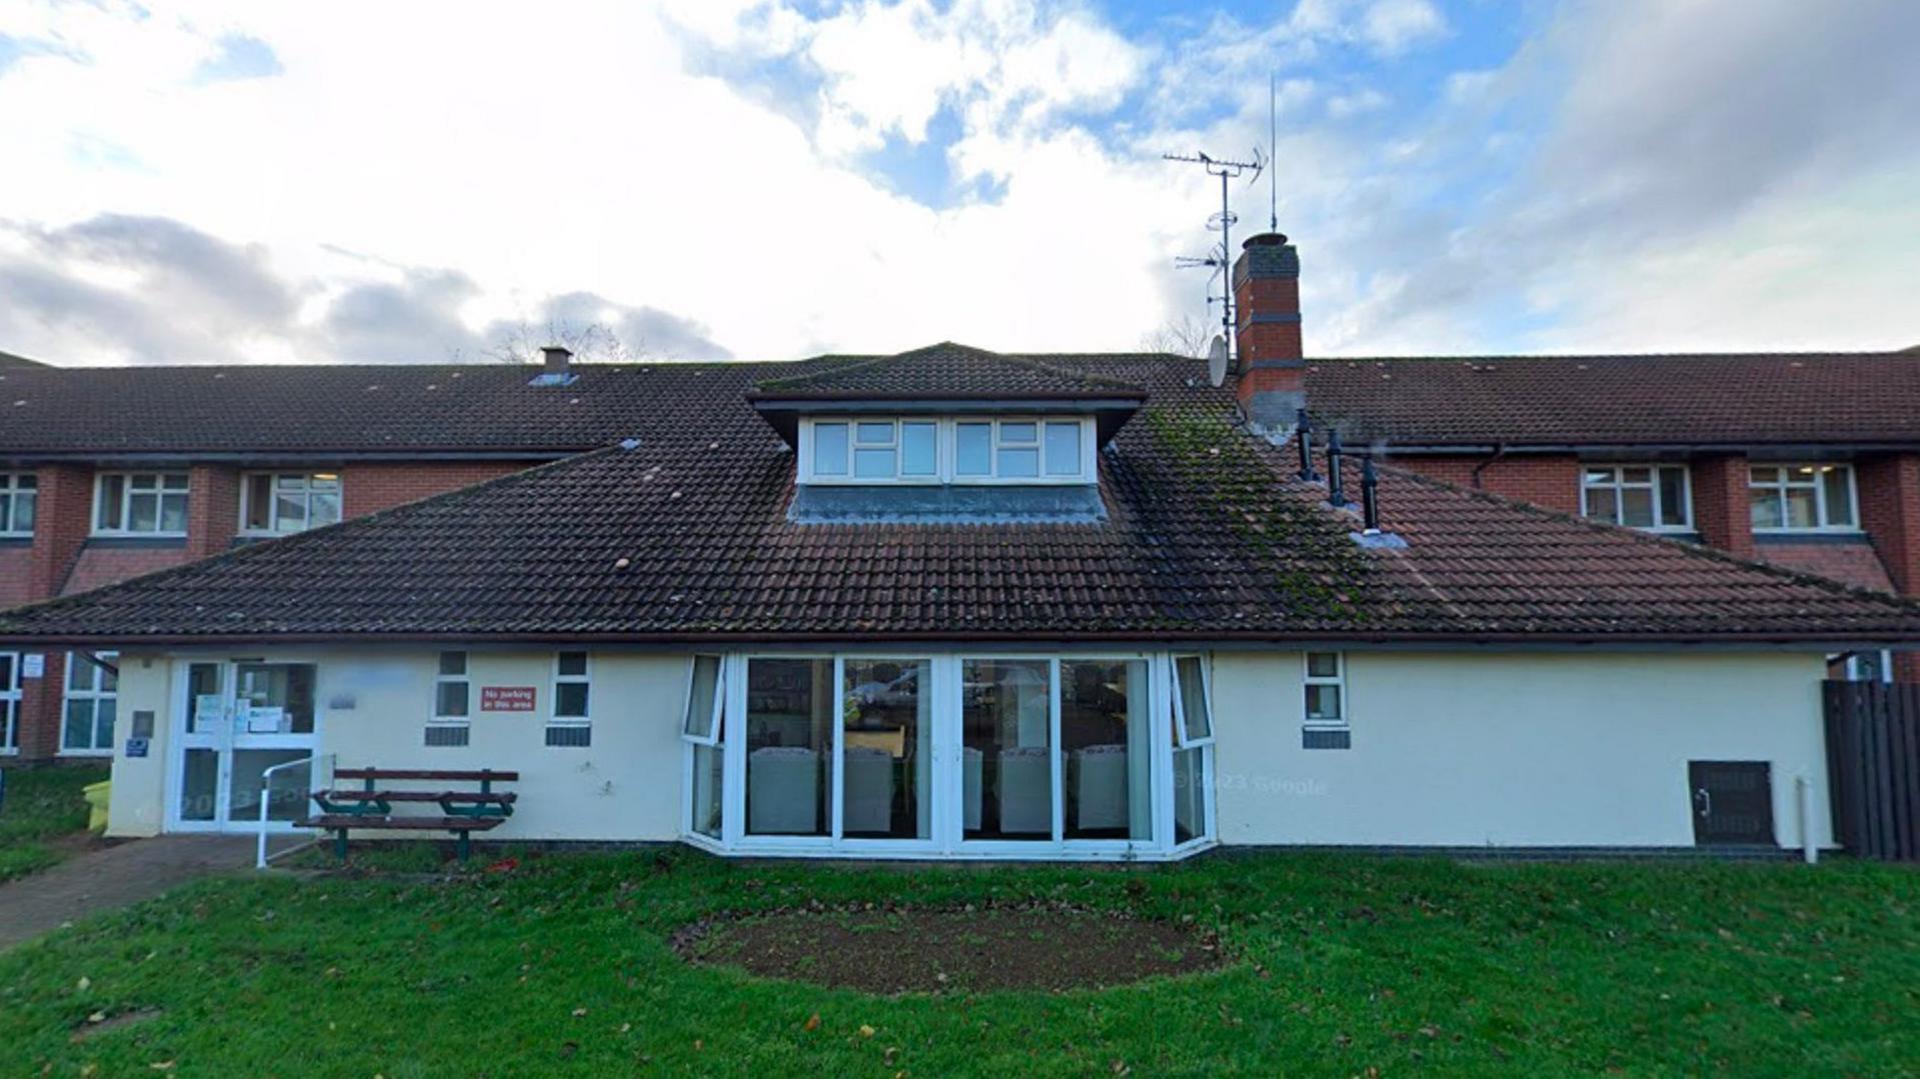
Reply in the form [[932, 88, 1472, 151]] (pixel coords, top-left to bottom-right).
[[59, 748, 114, 758], [85, 534, 189, 548], [1753, 529, 1867, 541]]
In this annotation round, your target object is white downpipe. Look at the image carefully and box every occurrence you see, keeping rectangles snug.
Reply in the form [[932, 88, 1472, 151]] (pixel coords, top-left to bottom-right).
[[256, 753, 333, 869], [1796, 774, 1818, 865]]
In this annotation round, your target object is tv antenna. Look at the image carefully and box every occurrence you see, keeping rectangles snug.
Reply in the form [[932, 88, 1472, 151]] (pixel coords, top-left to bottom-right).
[[1164, 148, 1264, 361]]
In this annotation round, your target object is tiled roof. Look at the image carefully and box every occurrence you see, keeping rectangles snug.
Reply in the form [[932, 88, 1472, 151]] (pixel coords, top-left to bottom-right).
[[751, 343, 1146, 399], [0, 346, 1148, 456], [1304, 352, 1920, 447], [5, 350, 1920, 646]]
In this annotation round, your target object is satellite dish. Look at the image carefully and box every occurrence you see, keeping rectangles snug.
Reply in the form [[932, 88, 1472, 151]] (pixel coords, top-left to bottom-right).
[[1206, 335, 1229, 387]]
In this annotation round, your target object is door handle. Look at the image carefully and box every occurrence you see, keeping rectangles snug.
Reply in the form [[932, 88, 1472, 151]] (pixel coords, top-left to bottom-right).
[[1694, 788, 1712, 818]]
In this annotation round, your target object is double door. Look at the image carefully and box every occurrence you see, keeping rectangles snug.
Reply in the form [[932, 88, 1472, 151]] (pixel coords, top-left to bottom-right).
[[170, 660, 320, 832]]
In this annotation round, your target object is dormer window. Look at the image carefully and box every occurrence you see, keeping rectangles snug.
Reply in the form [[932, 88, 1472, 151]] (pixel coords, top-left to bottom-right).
[[798, 417, 1094, 486]]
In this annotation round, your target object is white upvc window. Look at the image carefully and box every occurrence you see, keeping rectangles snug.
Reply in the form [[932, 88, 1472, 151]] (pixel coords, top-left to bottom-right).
[[94, 472, 189, 536], [0, 473, 36, 537], [1581, 464, 1690, 531], [681, 654, 724, 745], [432, 651, 470, 724], [1750, 464, 1857, 531], [0, 652, 20, 754], [1303, 652, 1346, 727], [1170, 654, 1215, 748], [241, 472, 342, 536], [799, 416, 1095, 485], [62, 651, 118, 755], [551, 651, 591, 727]]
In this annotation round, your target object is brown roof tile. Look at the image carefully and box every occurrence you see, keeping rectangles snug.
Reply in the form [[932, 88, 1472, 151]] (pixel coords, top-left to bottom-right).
[[5, 350, 1920, 646]]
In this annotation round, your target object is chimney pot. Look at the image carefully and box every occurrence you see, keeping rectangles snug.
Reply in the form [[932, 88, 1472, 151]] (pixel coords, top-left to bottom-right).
[[541, 345, 573, 374]]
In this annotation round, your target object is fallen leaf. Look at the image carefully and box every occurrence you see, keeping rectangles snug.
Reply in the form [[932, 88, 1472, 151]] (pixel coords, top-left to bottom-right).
[[859, 1025, 875, 1038], [77, 977, 92, 992], [148, 1063, 174, 1072], [572, 1008, 589, 1017], [804, 1013, 822, 1032]]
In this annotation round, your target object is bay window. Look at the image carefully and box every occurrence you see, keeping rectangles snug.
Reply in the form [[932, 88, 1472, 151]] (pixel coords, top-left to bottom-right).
[[694, 651, 1214, 858], [94, 472, 189, 536], [1750, 464, 1856, 531]]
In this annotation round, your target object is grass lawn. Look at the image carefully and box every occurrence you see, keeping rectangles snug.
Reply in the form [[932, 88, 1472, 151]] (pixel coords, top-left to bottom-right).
[[0, 849, 1916, 1075], [0, 765, 110, 883]]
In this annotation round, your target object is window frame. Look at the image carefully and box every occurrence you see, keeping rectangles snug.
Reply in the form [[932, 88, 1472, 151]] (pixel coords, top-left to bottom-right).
[[0, 472, 36, 537], [92, 471, 190, 537], [61, 650, 119, 756], [0, 651, 20, 755], [1749, 463, 1859, 532], [240, 471, 343, 537], [1169, 653, 1216, 748], [1579, 464, 1692, 532], [431, 650, 471, 725], [798, 416, 1095, 487], [1303, 652, 1348, 729], [681, 653, 725, 746], [549, 651, 591, 728]]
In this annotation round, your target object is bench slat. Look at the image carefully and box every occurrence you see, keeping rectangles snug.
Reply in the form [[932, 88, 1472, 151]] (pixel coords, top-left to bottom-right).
[[315, 790, 517, 805], [300, 815, 509, 832], [335, 768, 519, 783]]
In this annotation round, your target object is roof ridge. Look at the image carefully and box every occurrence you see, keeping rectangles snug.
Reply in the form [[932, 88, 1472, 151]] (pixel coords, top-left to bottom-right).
[[1308, 350, 1913, 365]]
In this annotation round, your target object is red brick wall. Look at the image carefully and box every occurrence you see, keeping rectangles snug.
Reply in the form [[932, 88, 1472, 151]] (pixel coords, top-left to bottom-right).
[[1388, 454, 1584, 515], [0, 547, 32, 609], [27, 464, 93, 599], [186, 464, 240, 559], [16, 651, 66, 760], [61, 547, 197, 597], [342, 461, 534, 517], [1688, 454, 1755, 561], [1857, 454, 1920, 594]]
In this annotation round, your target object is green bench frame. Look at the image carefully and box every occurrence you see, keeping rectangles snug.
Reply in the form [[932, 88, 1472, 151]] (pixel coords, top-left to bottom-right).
[[302, 767, 519, 862]]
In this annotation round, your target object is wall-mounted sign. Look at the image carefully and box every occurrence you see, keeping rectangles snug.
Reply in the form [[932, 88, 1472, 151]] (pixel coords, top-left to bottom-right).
[[126, 737, 150, 759], [20, 654, 43, 679], [481, 686, 537, 712]]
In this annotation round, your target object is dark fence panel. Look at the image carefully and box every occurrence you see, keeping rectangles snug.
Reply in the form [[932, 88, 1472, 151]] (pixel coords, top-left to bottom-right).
[[1823, 680, 1920, 862]]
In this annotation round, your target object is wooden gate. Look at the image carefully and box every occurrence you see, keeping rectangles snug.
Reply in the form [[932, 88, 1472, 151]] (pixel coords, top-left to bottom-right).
[[1822, 681, 1920, 862]]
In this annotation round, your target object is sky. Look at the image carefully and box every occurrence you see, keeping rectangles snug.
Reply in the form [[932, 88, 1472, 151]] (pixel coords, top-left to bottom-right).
[[0, 0, 1916, 367]]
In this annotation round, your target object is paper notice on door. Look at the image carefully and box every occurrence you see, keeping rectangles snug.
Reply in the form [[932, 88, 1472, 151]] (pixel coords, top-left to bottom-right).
[[194, 694, 226, 727], [246, 705, 286, 733]]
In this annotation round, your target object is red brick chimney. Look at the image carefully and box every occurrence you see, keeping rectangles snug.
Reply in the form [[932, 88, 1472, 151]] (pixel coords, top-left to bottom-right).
[[1231, 232, 1303, 430]]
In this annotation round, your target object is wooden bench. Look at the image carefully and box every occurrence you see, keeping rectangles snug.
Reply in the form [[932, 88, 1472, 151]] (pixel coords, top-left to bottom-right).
[[300, 768, 519, 862]]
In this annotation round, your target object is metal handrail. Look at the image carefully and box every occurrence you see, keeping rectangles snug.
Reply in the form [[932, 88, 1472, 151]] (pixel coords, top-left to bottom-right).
[[257, 752, 334, 869]]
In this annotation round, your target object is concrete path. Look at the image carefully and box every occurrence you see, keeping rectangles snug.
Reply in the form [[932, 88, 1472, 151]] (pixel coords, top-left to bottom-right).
[[0, 835, 262, 950]]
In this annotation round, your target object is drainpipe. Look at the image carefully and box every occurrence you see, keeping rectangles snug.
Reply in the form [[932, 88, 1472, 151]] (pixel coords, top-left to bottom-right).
[[1470, 442, 1509, 490]]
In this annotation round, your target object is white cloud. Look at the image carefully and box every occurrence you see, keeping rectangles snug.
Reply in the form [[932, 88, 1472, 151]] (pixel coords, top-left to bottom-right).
[[1358, 0, 1446, 57]]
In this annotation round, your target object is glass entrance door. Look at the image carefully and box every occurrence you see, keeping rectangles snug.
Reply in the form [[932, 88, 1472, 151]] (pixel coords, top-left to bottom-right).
[[172, 660, 319, 832]]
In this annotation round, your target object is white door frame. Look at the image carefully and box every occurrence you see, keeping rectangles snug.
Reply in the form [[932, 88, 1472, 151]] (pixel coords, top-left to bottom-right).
[[165, 658, 321, 834]]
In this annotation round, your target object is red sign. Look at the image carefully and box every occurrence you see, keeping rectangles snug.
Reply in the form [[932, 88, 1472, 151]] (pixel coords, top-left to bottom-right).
[[481, 686, 537, 712]]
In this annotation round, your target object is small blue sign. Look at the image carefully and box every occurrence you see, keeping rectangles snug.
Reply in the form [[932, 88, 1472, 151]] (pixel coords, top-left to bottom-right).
[[125, 738, 150, 759]]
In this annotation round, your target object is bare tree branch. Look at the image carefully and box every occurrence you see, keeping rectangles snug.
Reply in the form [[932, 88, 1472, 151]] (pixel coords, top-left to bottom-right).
[[1138, 313, 1215, 358], [484, 319, 648, 364]]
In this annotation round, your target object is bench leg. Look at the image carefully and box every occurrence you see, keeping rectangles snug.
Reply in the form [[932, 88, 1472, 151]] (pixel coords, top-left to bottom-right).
[[456, 830, 471, 864], [333, 829, 350, 862]]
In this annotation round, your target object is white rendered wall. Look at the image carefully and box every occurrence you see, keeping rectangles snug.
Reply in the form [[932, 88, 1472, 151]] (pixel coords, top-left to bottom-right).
[[1209, 651, 1832, 850], [104, 651, 171, 838]]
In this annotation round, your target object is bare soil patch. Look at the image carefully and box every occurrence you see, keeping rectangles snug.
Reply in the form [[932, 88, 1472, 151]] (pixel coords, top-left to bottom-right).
[[675, 904, 1225, 993]]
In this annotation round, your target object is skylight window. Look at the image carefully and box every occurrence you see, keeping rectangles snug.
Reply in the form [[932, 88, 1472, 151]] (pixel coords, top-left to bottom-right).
[[801, 417, 1093, 486]]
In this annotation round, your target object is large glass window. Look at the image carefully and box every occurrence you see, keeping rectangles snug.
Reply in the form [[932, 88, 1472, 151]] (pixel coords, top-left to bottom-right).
[[1750, 465, 1856, 530], [62, 652, 118, 753], [1061, 659, 1150, 840], [745, 658, 833, 837], [1581, 465, 1690, 531], [242, 473, 342, 535], [94, 472, 189, 535], [0, 653, 20, 753], [962, 659, 1054, 841], [804, 417, 1091, 484], [0, 473, 35, 536], [234, 662, 316, 735], [843, 658, 932, 840]]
